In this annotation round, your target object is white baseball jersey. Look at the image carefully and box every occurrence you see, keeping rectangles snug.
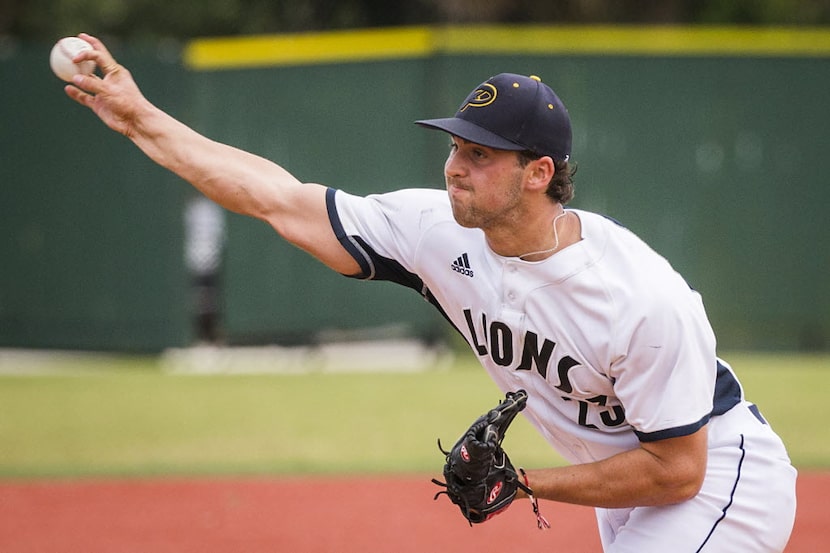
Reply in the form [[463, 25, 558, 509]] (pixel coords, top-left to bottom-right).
[[326, 186, 797, 552], [328, 187, 740, 462]]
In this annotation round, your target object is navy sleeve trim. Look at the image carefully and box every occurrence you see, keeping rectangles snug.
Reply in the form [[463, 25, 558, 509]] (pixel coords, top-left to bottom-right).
[[634, 413, 710, 443], [325, 187, 374, 279], [633, 359, 742, 443]]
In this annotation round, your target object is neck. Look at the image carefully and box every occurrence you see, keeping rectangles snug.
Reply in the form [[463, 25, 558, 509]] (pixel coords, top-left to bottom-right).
[[517, 208, 569, 261], [485, 205, 575, 260]]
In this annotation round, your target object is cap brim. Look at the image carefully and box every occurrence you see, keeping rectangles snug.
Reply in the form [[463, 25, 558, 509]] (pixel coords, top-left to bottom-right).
[[415, 117, 525, 152]]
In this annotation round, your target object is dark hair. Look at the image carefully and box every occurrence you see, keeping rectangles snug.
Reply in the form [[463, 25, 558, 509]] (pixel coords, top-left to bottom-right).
[[517, 151, 577, 205]]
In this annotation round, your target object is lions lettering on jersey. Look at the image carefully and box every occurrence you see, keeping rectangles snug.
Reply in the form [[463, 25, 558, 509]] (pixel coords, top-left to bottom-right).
[[462, 308, 627, 431]]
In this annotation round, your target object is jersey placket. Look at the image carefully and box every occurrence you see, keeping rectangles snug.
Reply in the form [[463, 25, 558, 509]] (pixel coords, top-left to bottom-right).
[[498, 260, 529, 336]]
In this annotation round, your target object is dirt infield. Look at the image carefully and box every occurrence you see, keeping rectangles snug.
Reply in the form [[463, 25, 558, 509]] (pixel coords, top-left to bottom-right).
[[0, 472, 826, 552]]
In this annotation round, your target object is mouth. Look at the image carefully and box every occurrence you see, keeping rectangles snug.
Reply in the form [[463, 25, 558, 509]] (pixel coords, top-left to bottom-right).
[[447, 180, 470, 196], [447, 186, 468, 205]]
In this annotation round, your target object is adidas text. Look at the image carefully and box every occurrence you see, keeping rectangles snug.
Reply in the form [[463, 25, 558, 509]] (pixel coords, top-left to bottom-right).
[[451, 253, 474, 277]]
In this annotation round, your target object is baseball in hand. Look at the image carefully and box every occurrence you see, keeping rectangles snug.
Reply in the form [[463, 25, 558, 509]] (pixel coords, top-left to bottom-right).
[[50, 37, 96, 82]]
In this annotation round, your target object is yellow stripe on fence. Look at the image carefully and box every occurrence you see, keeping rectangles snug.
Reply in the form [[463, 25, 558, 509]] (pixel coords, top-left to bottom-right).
[[184, 25, 830, 70], [184, 27, 434, 69]]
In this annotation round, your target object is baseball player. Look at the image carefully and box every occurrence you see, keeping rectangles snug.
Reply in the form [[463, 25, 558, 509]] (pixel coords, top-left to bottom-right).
[[65, 34, 796, 552]]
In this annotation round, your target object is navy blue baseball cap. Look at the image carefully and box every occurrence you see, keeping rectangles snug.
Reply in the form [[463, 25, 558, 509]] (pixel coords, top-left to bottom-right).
[[416, 73, 572, 161]]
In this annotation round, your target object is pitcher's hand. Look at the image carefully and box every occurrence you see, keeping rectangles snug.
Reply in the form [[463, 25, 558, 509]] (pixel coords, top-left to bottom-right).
[[64, 33, 151, 139]]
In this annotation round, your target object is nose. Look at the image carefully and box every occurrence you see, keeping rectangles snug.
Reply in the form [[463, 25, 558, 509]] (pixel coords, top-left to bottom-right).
[[445, 148, 466, 179]]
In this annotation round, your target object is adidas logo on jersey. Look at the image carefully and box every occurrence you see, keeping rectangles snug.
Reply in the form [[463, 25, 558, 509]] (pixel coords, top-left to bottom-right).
[[451, 253, 474, 277]]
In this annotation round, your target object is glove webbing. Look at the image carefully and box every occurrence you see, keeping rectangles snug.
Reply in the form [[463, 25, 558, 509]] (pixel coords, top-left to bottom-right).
[[431, 439, 539, 527]]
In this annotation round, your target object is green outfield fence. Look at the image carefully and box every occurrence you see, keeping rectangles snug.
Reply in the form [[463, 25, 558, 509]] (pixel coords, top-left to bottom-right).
[[1, 26, 828, 352]]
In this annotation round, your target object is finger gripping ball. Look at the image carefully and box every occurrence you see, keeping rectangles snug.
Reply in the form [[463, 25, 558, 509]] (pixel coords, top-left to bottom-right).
[[50, 37, 96, 82]]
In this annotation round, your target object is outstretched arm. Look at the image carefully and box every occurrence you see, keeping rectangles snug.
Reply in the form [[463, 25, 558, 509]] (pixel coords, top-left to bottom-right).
[[64, 33, 360, 275]]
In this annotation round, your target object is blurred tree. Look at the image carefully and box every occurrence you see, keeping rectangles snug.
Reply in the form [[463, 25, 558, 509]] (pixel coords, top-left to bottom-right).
[[425, 0, 830, 24], [1, 0, 438, 40], [1, 0, 828, 40]]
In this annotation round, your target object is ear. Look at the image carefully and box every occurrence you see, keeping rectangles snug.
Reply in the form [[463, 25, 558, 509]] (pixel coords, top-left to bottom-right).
[[524, 156, 555, 193]]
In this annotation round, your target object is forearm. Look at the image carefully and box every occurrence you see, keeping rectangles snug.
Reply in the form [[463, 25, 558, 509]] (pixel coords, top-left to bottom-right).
[[130, 105, 354, 269], [522, 430, 708, 509], [130, 101, 300, 221]]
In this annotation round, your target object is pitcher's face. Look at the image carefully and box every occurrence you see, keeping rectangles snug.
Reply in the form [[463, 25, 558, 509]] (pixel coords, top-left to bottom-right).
[[444, 137, 526, 230]]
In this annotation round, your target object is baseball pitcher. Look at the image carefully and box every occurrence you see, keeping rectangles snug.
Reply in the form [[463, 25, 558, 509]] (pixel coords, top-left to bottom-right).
[[64, 34, 797, 552]]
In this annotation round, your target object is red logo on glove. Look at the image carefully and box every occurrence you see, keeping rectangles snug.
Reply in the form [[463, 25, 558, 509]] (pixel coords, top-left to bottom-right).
[[487, 481, 503, 504], [460, 444, 470, 462]]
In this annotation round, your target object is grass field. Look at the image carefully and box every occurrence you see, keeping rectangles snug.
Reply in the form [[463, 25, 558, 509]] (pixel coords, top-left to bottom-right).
[[0, 350, 827, 478]]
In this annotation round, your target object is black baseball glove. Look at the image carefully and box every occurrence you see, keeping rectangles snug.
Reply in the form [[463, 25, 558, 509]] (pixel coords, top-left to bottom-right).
[[432, 389, 535, 525]]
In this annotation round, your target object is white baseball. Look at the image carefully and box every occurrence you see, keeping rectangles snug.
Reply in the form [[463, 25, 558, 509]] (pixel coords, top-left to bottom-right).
[[50, 37, 96, 82]]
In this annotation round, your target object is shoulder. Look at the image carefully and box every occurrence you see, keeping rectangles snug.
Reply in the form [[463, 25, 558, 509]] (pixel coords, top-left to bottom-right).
[[333, 187, 453, 233], [328, 187, 463, 277], [572, 208, 708, 328], [574, 209, 683, 286]]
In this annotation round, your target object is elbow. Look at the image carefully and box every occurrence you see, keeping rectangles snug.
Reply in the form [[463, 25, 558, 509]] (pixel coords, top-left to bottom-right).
[[655, 462, 706, 505], [666, 476, 704, 504], [641, 426, 709, 506]]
